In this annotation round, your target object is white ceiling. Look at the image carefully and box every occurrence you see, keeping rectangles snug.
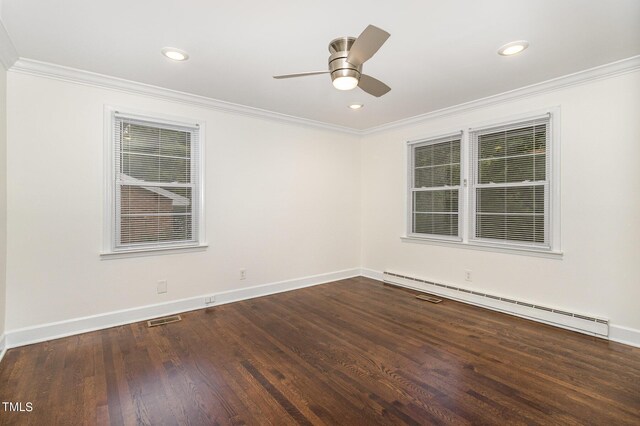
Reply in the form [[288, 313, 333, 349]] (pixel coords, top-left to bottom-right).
[[2, 0, 639, 130]]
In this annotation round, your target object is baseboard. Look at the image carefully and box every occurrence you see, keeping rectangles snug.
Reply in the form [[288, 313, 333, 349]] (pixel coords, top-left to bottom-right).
[[0, 334, 6, 362], [4, 268, 360, 349], [5, 268, 638, 351], [609, 325, 640, 348], [359, 268, 384, 281]]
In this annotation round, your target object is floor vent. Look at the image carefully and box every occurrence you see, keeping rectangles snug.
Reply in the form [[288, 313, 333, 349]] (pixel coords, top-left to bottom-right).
[[415, 294, 442, 303], [147, 315, 182, 327], [383, 271, 609, 336]]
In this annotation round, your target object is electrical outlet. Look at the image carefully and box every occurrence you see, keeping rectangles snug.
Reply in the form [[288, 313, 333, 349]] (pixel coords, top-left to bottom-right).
[[157, 280, 168, 294], [240, 269, 246, 280], [465, 270, 472, 282], [205, 295, 216, 304]]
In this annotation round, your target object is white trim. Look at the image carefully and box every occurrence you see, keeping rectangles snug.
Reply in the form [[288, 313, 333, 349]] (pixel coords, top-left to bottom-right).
[[359, 268, 384, 281], [10, 58, 360, 135], [196, 122, 207, 249], [362, 55, 640, 135], [0, 20, 18, 70], [2, 270, 637, 352], [103, 106, 115, 252], [407, 130, 463, 145], [609, 324, 640, 349], [467, 109, 559, 251], [113, 110, 201, 129], [460, 130, 470, 242], [100, 243, 209, 259], [2, 268, 360, 349], [407, 133, 463, 239], [468, 112, 551, 132], [7, 56, 640, 134], [103, 106, 207, 255], [382, 271, 609, 336], [0, 334, 6, 363], [400, 236, 563, 259], [462, 107, 563, 252], [549, 108, 562, 251], [405, 108, 562, 257]]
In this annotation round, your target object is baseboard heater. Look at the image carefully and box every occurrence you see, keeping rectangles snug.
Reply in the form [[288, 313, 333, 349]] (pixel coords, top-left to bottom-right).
[[383, 271, 609, 337]]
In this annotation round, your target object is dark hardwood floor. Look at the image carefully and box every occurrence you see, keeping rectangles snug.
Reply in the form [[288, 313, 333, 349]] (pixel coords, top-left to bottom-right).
[[0, 277, 639, 425]]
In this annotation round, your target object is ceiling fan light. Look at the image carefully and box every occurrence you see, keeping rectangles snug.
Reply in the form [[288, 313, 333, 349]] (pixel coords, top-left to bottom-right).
[[332, 76, 359, 91]]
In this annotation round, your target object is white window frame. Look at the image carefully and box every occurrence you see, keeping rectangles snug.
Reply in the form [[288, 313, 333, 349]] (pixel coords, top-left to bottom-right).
[[403, 107, 561, 258], [101, 106, 207, 258], [407, 131, 464, 242]]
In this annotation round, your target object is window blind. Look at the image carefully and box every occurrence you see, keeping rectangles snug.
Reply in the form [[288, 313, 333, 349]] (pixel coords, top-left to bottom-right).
[[411, 134, 461, 238], [471, 116, 549, 245], [113, 115, 200, 249]]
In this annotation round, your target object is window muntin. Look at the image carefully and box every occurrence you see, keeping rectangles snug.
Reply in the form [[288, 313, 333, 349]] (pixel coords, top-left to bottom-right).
[[410, 135, 462, 239], [112, 114, 201, 251]]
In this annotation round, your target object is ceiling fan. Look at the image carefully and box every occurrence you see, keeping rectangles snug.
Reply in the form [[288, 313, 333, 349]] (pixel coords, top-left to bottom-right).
[[273, 25, 391, 97]]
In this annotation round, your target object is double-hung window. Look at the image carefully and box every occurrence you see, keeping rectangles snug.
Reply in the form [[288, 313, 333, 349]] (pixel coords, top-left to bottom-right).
[[407, 111, 559, 254], [409, 134, 462, 239], [470, 116, 550, 247], [105, 110, 204, 254]]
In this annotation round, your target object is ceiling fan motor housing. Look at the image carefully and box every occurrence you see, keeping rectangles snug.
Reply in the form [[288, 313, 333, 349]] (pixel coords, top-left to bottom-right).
[[328, 37, 361, 82]]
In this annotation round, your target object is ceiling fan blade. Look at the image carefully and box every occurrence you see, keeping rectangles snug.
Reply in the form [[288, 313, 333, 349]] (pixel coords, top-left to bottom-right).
[[347, 25, 390, 66], [358, 74, 391, 97], [273, 71, 330, 79]]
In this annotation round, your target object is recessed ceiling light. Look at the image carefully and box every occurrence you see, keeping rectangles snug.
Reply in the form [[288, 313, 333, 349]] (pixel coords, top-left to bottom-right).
[[497, 40, 529, 56], [162, 47, 189, 61], [349, 103, 364, 110]]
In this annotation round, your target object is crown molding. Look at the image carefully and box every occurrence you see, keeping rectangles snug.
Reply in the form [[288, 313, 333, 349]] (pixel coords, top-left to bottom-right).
[[7, 55, 640, 135], [0, 19, 18, 70], [9, 58, 361, 135], [362, 55, 640, 135]]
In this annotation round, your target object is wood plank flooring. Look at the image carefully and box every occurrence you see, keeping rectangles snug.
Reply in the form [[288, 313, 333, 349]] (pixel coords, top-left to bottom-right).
[[0, 277, 639, 425]]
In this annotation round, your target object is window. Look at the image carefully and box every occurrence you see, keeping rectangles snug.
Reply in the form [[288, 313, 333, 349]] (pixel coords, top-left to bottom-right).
[[407, 111, 559, 254], [471, 117, 549, 247], [105, 110, 204, 254], [409, 134, 462, 239]]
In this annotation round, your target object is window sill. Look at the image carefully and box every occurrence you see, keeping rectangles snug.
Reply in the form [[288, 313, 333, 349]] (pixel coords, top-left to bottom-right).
[[400, 236, 563, 259], [100, 243, 209, 260]]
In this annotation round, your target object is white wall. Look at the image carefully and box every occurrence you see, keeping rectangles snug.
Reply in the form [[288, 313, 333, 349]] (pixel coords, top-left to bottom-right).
[[5, 72, 361, 330], [361, 70, 640, 332], [4, 64, 640, 343], [0, 64, 6, 338]]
